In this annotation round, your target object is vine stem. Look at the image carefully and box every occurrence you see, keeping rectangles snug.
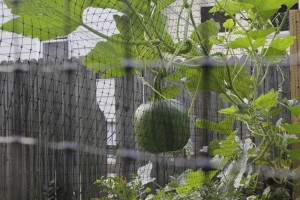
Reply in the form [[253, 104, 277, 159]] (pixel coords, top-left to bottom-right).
[[122, 0, 166, 68], [258, 7, 290, 87], [81, 23, 159, 46], [165, 0, 195, 71], [189, 10, 209, 56], [248, 141, 270, 166]]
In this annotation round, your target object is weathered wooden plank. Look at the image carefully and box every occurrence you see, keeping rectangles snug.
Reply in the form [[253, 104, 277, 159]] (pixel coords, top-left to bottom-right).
[[0, 63, 6, 198], [289, 10, 300, 199], [115, 74, 136, 179], [26, 62, 40, 199], [53, 60, 68, 200], [10, 67, 27, 199]]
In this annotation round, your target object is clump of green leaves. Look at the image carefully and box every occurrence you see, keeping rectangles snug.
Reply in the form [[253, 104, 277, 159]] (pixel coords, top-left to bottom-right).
[[93, 162, 154, 200]]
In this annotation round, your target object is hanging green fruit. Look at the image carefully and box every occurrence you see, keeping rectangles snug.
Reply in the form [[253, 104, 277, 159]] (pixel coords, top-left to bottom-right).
[[134, 99, 190, 153], [134, 74, 190, 153]]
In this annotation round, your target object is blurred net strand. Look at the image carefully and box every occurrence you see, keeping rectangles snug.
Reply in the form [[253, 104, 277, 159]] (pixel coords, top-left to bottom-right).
[[0, 53, 295, 73], [0, 135, 298, 181]]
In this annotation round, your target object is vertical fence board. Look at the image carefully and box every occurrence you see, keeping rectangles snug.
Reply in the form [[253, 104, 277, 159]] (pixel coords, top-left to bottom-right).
[[0, 66, 5, 198], [115, 74, 136, 179], [80, 67, 107, 199], [290, 10, 300, 199]]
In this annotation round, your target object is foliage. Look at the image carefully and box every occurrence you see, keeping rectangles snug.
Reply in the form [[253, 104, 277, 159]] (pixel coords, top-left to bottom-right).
[[93, 162, 155, 200], [2, 0, 300, 199]]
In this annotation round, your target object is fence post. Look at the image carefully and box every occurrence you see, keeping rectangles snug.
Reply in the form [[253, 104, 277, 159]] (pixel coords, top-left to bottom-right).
[[290, 9, 300, 199]]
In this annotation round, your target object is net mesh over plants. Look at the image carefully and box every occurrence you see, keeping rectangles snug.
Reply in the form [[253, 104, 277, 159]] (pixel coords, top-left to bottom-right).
[[0, 0, 299, 199]]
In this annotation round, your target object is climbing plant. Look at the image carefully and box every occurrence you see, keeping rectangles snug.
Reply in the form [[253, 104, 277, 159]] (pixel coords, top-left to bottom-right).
[[2, 0, 300, 199]]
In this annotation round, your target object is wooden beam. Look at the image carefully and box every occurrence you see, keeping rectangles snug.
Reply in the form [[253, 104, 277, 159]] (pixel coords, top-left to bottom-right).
[[290, 10, 300, 200]]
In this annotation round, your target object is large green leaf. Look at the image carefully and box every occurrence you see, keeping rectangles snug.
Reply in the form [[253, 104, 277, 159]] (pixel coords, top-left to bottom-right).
[[180, 67, 225, 93], [286, 105, 300, 118], [180, 64, 252, 96], [83, 33, 160, 74], [195, 117, 234, 135], [239, 0, 297, 11], [89, 0, 176, 15], [281, 124, 300, 134], [211, 0, 247, 14], [269, 36, 296, 51], [213, 133, 239, 157], [145, 11, 174, 51], [82, 36, 125, 73], [253, 89, 278, 110], [239, 0, 297, 21], [227, 37, 251, 49], [176, 170, 218, 194], [248, 28, 275, 39], [288, 149, 300, 160], [88, 0, 149, 14], [114, 15, 132, 40], [190, 19, 220, 54], [2, 0, 86, 40]]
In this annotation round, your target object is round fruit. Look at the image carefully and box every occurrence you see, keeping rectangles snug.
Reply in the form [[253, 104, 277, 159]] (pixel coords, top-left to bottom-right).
[[134, 99, 190, 153]]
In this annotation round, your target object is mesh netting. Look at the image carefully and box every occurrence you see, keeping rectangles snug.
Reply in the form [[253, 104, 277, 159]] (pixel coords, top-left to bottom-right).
[[0, 0, 299, 199]]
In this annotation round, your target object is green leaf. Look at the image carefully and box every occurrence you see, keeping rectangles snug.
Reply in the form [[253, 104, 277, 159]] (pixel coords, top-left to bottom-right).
[[223, 19, 235, 29], [146, 12, 174, 49], [248, 28, 275, 39], [153, 0, 177, 11], [211, 0, 245, 15], [180, 64, 252, 96], [227, 37, 251, 49], [281, 124, 300, 134], [288, 149, 300, 160], [287, 138, 300, 145], [162, 86, 181, 99], [83, 35, 128, 73], [286, 105, 300, 118], [213, 133, 239, 157], [269, 36, 296, 51], [83, 32, 160, 74], [2, 0, 85, 40], [150, 86, 181, 99], [166, 71, 182, 82], [239, 0, 297, 11], [253, 89, 278, 110], [190, 19, 220, 54], [262, 47, 287, 61], [176, 170, 218, 194], [253, 38, 267, 50], [218, 106, 237, 115], [180, 67, 225, 93], [195, 117, 234, 135], [114, 15, 132, 40], [101, 67, 134, 78]]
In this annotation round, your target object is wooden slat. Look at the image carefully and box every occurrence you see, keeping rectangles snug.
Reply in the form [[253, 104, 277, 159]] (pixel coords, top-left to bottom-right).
[[115, 74, 136, 179], [289, 10, 300, 200], [80, 67, 107, 199]]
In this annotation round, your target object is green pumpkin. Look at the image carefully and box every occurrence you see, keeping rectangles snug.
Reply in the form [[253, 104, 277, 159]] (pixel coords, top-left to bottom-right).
[[134, 99, 190, 153]]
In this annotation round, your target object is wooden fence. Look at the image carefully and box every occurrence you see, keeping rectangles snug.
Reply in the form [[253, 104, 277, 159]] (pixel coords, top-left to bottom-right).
[[0, 56, 292, 199], [0, 58, 107, 200]]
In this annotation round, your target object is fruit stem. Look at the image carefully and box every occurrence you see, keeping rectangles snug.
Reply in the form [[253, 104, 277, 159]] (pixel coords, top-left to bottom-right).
[[153, 73, 163, 101]]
